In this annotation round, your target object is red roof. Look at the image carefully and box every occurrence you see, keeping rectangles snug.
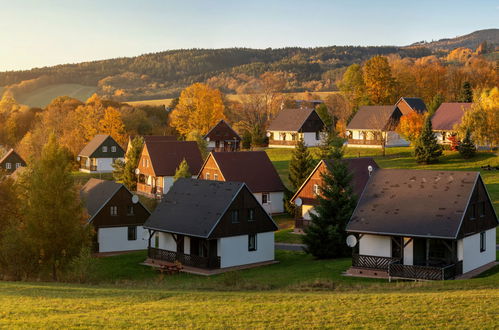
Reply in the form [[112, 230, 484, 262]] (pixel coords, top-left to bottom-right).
[[431, 103, 472, 131], [206, 151, 285, 193], [204, 120, 241, 141], [146, 141, 203, 176]]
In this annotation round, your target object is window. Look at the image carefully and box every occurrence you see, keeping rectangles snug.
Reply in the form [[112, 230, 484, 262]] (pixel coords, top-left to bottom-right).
[[470, 204, 477, 220], [127, 205, 134, 216], [102, 146, 108, 152], [205, 173, 210, 180], [231, 210, 239, 223], [478, 202, 486, 217], [5, 163, 11, 169], [248, 208, 255, 221], [127, 226, 137, 241], [313, 184, 319, 195], [214, 174, 218, 181], [154, 233, 159, 248], [480, 232, 486, 252], [146, 159, 149, 168], [248, 234, 257, 251], [15, 163, 21, 169], [111, 146, 116, 152], [315, 131, 320, 140], [262, 193, 270, 204], [110, 206, 118, 216]]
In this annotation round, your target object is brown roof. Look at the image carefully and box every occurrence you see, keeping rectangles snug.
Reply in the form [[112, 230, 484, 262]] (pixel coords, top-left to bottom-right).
[[203, 151, 285, 193], [146, 141, 203, 176], [130, 135, 177, 143], [204, 120, 241, 141], [431, 103, 472, 131], [0, 149, 25, 165], [268, 108, 322, 132], [347, 169, 483, 239], [396, 97, 427, 113], [347, 106, 400, 130]]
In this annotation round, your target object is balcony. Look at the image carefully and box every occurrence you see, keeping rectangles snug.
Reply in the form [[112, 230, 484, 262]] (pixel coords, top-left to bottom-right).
[[137, 183, 163, 199], [388, 261, 463, 281], [148, 247, 221, 269], [352, 254, 400, 270], [268, 139, 298, 146], [347, 139, 384, 146]]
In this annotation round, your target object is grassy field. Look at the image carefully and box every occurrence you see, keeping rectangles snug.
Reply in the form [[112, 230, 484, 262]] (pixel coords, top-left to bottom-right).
[[15, 83, 96, 107]]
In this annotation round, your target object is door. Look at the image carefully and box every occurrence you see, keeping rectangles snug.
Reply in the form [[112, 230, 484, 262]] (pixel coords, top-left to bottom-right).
[[391, 237, 403, 259]]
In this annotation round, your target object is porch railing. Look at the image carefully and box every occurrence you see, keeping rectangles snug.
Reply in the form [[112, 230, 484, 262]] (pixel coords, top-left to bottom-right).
[[137, 183, 163, 198], [268, 139, 298, 146], [347, 139, 384, 146], [148, 247, 221, 269], [388, 261, 463, 280], [81, 165, 97, 171], [352, 254, 400, 270]]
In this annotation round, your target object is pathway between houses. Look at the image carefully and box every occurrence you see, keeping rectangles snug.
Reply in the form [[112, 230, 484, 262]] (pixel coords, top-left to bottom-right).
[[275, 243, 306, 251]]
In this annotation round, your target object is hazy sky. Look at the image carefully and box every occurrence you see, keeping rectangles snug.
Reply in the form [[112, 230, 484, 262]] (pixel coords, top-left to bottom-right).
[[0, 0, 497, 71]]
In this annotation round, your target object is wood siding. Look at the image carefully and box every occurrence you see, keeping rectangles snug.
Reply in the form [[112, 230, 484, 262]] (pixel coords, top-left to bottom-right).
[[91, 186, 150, 228], [396, 100, 414, 116], [300, 110, 325, 133], [295, 161, 326, 206], [89, 136, 125, 158], [198, 155, 224, 181], [210, 186, 277, 239], [0, 152, 26, 173]]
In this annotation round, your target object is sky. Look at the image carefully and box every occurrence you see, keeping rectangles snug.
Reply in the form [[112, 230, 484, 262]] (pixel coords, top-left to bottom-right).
[[0, 0, 497, 71]]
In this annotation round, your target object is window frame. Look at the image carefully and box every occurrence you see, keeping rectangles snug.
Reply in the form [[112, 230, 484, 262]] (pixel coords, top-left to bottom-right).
[[478, 201, 486, 217], [214, 173, 218, 181], [127, 226, 137, 241], [102, 146, 108, 153], [248, 234, 257, 251], [205, 173, 210, 180], [111, 146, 117, 153], [248, 208, 255, 221], [127, 205, 134, 216], [262, 193, 270, 204], [231, 210, 239, 223], [313, 184, 319, 195], [480, 232, 486, 252], [470, 204, 477, 220], [315, 131, 320, 140], [5, 162, 11, 169], [110, 206, 118, 216]]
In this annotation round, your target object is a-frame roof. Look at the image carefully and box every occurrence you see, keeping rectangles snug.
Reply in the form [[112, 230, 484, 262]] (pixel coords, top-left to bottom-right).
[[347, 106, 401, 130], [0, 149, 25, 165], [78, 134, 124, 157], [144, 140, 203, 177], [204, 120, 241, 141], [267, 108, 324, 132], [395, 97, 427, 113]]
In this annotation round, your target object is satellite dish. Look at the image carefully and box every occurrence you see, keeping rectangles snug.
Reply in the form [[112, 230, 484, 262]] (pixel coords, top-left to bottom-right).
[[346, 235, 358, 248], [368, 165, 373, 172], [294, 197, 302, 207], [132, 195, 139, 204], [266, 132, 271, 137], [135, 168, 140, 175], [206, 137, 210, 142]]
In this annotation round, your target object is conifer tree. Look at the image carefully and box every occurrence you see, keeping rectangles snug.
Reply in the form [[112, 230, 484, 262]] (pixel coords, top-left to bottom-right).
[[288, 138, 315, 191], [174, 158, 191, 181], [414, 115, 442, 164], [458, 81, 473, 103], [303, 134, 357, 259], [458, 128, 476, 159], [317, 128, 344, 160], [113, 136, 144, 190]]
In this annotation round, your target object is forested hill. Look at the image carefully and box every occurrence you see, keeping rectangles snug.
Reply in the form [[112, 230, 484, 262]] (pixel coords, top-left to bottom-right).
[[407, 29, 499, 51]]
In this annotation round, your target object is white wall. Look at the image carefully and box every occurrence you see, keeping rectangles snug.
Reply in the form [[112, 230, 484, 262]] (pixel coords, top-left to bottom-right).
[[460, 229, 496, 273], [385, 131, 410, 147], [252, 192, 284, 214], [359, 234, 391, 257], [303, 132, 321, 147], [98, 226, 148, 253], [403, 237, 413, 265], [96, 158, 122, 173], [219, 232, 275, 268], [157, 232, 177, 251], [162, 176, 175, 194]]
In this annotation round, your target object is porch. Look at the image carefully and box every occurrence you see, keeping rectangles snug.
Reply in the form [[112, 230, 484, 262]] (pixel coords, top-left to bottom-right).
[[137, 182, 163, 199], [148, 247, 221, 269], [79, 157, 97, 172], [268, 139, 298, 147]]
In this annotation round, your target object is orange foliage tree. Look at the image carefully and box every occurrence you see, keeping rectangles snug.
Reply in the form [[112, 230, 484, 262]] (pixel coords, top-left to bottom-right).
[[396, 112, 426, 145]]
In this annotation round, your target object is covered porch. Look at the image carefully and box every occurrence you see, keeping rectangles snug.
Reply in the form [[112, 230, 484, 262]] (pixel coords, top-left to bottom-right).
[[79, 156, 97, 172]]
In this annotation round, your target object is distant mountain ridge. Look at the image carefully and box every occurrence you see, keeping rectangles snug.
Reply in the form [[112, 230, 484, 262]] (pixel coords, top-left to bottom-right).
[[407, 28, 499, 50]]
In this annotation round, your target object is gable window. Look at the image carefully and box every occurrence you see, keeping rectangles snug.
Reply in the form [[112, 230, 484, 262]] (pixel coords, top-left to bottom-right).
[[248, 234, 257, 251], [127, 205, 134, 216], [231, 210, 239, 223], [111, 146, 116, 152], [470, 204, 477, 220], [478, 202, 485, 217], [205, 173, 210, 180], [480, 232, 486, 252], [262, 193, 270, 204], [313, 184, 320, 195], [5, 163, 11, 169], [127, 226, 137, 241], [214, 174, 218, 181], [146, 159, 149, 168], [248, 208, 255, 221], [102, 146, 108, 152], [315, 131, 320, 140], [15, 163, 21, 169], [110, 206, 118, 216]]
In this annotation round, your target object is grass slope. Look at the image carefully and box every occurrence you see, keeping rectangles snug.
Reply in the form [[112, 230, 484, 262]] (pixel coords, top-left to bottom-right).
[[16, 83, 96, 107]]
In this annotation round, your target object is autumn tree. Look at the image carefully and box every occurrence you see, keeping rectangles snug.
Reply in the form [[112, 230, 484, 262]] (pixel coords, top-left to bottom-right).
[[363, 56, 396, 105], [113, 136, 144, 190], [186, 130, 209, 160], [338, 64, 368, 110], [174, 159, 191, 181], [397, 112, 426, 145], [99, 106, 127, 146], [414, 116, 442, 164], [170, 83, 225, 137], [0, 171, 19, 234]]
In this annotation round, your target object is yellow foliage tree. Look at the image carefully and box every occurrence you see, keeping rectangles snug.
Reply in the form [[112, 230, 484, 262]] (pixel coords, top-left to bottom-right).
[[170, 83, 225, 136], [99, 107, 127, 146], [396, 112, 426, 145], [363, 56, 396, 105]]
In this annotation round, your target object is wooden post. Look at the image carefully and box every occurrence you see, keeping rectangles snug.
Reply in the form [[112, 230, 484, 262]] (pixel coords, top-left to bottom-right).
[[425, 239, 430, 266]]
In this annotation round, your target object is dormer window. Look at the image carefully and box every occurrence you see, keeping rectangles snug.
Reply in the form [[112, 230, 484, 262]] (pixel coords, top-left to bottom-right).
[[111, 146, 116, 152], [102, 146, 108, 152]]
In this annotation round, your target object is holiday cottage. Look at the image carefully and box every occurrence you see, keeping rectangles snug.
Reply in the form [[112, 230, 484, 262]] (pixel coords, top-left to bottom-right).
[[80, 178, 151, 253], [291, 157, 378, 231], [143, 178, 278, 272], [204, 120, 241, 152], [394, 97, 427, 115], [267, 108, 325, 148], [198, 151, 286, 214], [431, 103, 472, 145], [78, 134, 125, 173], [126, 135, 177, 155], [0, 149, 26, 174], [346, 169, 497, 280], [136, 140, 203, 198]]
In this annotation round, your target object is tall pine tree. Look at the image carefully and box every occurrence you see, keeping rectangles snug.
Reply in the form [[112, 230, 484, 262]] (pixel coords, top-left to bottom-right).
[[113, 136, 144, 191], [317, 128, 344, 160], [303, 134, 357, 259], [174, 158, 191, 181], [458, 81, 473, 103], [414, 115, 442, 164], [458, 128, 476, 159], [288, 138, 315, 191]]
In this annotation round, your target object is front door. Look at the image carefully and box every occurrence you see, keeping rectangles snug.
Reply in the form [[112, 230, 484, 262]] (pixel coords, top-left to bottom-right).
[[391, 237, 403, 259]]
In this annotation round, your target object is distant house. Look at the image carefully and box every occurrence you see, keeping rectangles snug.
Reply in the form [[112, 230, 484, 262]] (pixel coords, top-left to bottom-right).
[[126, 135, 177, 155], [346, 169, 498, 280], [78, 135, 125, 173], [144, 178, 278, 272], [136, 140, 203, 198], [431, 103, 472, 144], [290, 157, 378, 231], [346, 106, 409, 148], [80, 178, 151, 253], [0, 149, 26, 174], [204, 120, 241, 152], [394, 97, 427, 115], [198, 151, 285, 214], [267, 108, 325, 148]]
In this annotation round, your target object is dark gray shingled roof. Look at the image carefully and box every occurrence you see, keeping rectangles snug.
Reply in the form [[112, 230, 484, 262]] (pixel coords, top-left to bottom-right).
[[144, 179, 246, 238], [347, 106, 399, 130], [398, 97, 427, 113], [267, 108, 316, 131], [80, 178, 122, 221], [347, 169, 480, 239]]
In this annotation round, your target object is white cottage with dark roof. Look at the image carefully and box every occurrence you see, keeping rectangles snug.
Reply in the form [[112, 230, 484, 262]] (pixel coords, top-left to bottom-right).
[[78, 134, 125, 173]]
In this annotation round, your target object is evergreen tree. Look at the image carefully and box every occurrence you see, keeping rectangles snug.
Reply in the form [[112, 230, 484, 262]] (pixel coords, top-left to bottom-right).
[[458, 128, 476, 159], [428, 94, 444, 115], [458, 81, 473, 103], [303, 135, 357, 259], [288, 139, 315, 191], [174, 158, 191, 181], [414, 116, 442, 164], [113, 136, 144, 190], [186, 130, 209, 159], [317, 129, 344, 160], [315, 104, 334, 130]]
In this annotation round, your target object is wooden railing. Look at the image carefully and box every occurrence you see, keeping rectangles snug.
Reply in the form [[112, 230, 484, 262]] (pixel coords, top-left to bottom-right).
[[148, 247, 221, 269], [137, 183, 163, 198], [352, 254, 400, 270], [81, 165, 97, 171], [347, 139, 383, 146], [268, 139, 298, 146], [295, 218, 311, 229], [388, 261, 463, 280]]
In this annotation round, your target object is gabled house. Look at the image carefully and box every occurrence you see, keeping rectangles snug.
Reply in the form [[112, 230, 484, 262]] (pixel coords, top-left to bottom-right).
[[394, 97, 427, 115], [0, 149, 26, 174], [267, 108, 325, 148], [290, 157, 378, 231], [126, 135, 177, 155], [346, 169, 497, 280], [346, 106, 409, 148], [80, 178, 151, 253], [197, 151, 285, 214], [204, 120, 241, 152], [136, 140, 203, 198], [144, 178, 278, 272], [78, 134, 125, 173], [431, 103, 472, 144]]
